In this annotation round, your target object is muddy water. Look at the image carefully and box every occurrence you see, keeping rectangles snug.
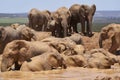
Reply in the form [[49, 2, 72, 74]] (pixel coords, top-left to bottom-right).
[[0, 67, 120, 80]]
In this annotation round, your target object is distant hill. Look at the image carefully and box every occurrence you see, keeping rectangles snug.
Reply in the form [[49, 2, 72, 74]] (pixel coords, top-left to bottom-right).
[[0, 11, 120, 18], [0, 13, 27, 18], [94, 11, 120, 18]]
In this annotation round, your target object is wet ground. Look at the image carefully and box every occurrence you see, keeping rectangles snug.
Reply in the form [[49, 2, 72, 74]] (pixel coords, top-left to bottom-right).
[[0, 67, 120, 80]]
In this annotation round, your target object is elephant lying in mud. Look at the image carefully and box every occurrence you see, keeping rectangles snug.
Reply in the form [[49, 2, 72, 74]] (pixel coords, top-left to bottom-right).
[[1, 40, 58, 72], [20, 52, 66, 71], [99, 23, 120, 54], [85, 49, 118, 69], [11, 24, 52, 41], [61, 54, 87, 67]]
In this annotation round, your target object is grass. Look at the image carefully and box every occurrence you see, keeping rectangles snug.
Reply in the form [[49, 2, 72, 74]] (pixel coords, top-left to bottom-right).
[[0, 17, 28, 26], [0, 17, 119, 32]]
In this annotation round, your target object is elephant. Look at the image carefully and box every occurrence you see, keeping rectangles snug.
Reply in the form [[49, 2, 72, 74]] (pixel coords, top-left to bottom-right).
[[46, 12, 63, 37], [41, 36, 85, 56], [69, 4, 96, 36], [61, 54, 87, 67], [28, 8, 49, 31], [67, 33, 83, 45], [85, 49, 117, 69], [0, 26, 21, 54], [99, 23, 120, 54], [20, 52, 67, 71], [1, 40, 58, 72], [11, 24, 52, 41], [56, 7, 71, 37]]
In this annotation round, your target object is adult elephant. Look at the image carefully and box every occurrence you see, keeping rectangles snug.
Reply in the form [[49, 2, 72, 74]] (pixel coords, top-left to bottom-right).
[[56, 7, 71, 37], [99, 23, 120, 54], [14, 24, 52, 41], [28, 8, 49, 31], [69, 4, 96, 36], [1, 40, 58, 72], [0, 26, 21, 54], [46, 12, 62, 37], [20, 52, 66, 71]]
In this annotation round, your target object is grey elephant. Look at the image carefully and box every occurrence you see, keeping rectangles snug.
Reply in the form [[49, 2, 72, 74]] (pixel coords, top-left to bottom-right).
[[69, 4, 96, 36], [28, 8, 49, 31], [0, 26, 21, 54], [46, 12, 62, 37], [20, 52, 66, 71], [48, 7, 71, 37], [99, 23, 120, 54], [1, 40, 58, 72], [56, 7, 71, 37]]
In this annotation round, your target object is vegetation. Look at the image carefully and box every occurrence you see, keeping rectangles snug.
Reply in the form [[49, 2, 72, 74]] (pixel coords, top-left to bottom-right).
[[0, 17, 119, 32], [0, 17, 28, 26]]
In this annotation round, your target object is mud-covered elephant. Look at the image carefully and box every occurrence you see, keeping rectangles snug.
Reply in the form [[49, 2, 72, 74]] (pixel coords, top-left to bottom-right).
[[56, 7, 71, 37], [61, 54, 87, 67], [69, 4, 96, 36], [11, 24, 52, 41], [85, 49, 117, 69], [0, 26, 21, 54], [99, 23, 120, 54], [20, 52, 66, 71], [1, 40, 58, 72], [28, 8, 49, 31]]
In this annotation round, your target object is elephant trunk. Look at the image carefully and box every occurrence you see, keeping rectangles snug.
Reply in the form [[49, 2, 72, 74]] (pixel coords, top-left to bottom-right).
[[1, 58, 8, 72], [99, 34, 103, 48], [1, 56, 15, 72], [61, 19, 68, 37], [87, 16, 93, 36]]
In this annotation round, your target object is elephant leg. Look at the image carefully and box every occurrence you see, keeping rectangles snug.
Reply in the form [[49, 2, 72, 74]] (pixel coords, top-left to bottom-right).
[[73, 24, 78, 33], [63, 27, 68, 37], [81, 21, 85, 35]]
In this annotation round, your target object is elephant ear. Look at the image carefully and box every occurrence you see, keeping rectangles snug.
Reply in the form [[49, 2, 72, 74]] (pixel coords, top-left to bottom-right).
[[0, 27, 7, 41], [15, 40, 29, 65], [91, 4, 96, 15], [107, 27, 115, 38]]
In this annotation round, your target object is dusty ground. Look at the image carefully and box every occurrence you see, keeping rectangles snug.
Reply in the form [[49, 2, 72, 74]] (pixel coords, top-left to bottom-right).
[[0, 32, 120, 80]]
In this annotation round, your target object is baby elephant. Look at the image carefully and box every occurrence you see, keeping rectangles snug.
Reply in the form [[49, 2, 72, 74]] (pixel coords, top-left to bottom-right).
[[20, 52, 67, 71]]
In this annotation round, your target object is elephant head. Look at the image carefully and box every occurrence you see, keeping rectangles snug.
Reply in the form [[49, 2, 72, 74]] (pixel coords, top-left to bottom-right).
[[48, 52, 67, 69], [80, 4, 96, 36], [99, 26, 114, 48], [0, 27, 7, 42], [99, 24, 120, 54], [1, 40, 29, 72], [19, 27, 35, 41]]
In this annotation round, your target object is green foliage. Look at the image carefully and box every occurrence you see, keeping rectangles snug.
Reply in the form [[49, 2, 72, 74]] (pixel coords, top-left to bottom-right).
[[0, 17, 28, 26]]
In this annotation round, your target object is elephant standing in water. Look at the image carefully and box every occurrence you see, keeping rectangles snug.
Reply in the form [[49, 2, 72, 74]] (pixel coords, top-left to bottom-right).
[[28, 8, 50, 31], [99, 23, 120, 54], [69, 4, 96, 36]]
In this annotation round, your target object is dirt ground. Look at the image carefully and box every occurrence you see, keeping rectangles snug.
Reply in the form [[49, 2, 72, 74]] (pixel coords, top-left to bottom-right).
[[0, 32, 120, 80]]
